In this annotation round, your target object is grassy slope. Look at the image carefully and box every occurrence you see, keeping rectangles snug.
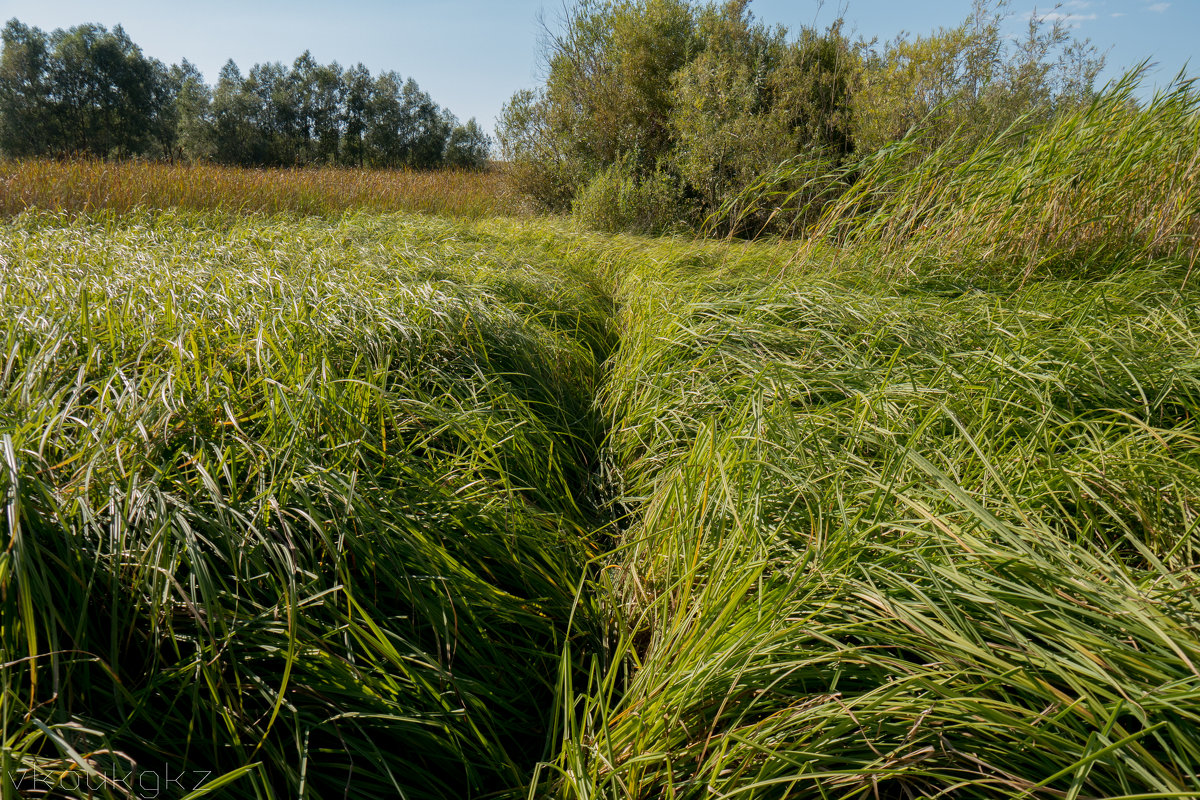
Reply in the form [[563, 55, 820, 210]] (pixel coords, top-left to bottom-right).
[[2, 207, 1199, 798]]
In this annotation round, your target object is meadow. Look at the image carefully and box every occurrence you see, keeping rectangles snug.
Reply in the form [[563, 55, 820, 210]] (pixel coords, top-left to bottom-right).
[[2, 83, 1200, 799], [0, 160, 513, 219]]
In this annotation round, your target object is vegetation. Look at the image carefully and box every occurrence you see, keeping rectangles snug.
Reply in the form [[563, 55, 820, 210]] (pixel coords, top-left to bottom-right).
[[498, 0, 1104, 236], [540, 252, 1200, 798], [0, 159, 513, 218], [0, 19, 491, 168], [1, 1, 1199, 798], [745, 70, 1200, 271], [0, 211, 614, 798]]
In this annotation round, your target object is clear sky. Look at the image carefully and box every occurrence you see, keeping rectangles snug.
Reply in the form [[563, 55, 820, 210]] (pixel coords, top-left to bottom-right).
[[1, 0, 1194, 134]]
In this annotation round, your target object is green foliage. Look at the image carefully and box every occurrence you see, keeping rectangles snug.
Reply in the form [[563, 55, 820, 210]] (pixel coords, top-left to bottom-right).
[[170, 59, 214, 161], [543, 0, 696, 177], [496, 87, 581, 211], [539, 252, 1200, 798], [0, 19, 174, 158], [502, 0, 1107, 237], [572, 157, 692, 234], [0, 211, 613, 798], [811, 71, 1200, 276], [444, 118, 492, 170], [670, 4, 857, 235], [0, 19, 485, 169], [500, 1, 862, 234], [852, 0, 1105, 155], [2, 194, 1200, 797]]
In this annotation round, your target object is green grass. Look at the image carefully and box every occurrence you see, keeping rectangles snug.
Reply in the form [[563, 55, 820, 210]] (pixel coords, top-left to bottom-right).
[[0, 210, 613, 798], [808, 74, 1200, 279], [2, 204, 1199, 798], [539, 260, 1200, 798]]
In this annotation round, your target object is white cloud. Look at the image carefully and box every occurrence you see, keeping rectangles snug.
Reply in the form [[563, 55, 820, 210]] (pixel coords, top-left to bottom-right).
[[1146, 2, 1170, 11], [1111, 11, 1127, 15], [1032, 10, 1099, 25]]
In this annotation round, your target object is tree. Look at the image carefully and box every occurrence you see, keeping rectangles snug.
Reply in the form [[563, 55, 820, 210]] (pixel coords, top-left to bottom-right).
[[402, 78, 450, 168], [0, 19, 172, 158], [289, 52, 344, 165], [540, 0, 696, 176], [0, 19, 53, 157], [445, 117, 491, 169], [341, 63, 372, 167], [211, 59, 264, 165], [45, 23, 168, 157], [170, 59, 213, 161], [0, 18, 469, 170], [852, 0, 1104, 154], [669, 1, 792, 216], [365, 71, 406, 166], [500, 0, 859, 228]]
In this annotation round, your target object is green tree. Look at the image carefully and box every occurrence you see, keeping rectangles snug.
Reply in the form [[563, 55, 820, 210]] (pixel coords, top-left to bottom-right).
[[365, 70, 407, 166], [502, 0, 858, 230], [669, 1, 791, 217], [45, 23, 168, 157], [852, 0, 1104, 154], [445, 117, 491, 169], [211, 59, 265, 165], [290, 52, 344, 165], [0, 19, 53, 157], [0, 19, 173, 158], [341, 63, 373, 166], [170, 59, 213, 161]]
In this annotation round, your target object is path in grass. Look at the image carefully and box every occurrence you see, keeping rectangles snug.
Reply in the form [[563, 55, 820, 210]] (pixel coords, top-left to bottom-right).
[[3, 210, 1200, 798]]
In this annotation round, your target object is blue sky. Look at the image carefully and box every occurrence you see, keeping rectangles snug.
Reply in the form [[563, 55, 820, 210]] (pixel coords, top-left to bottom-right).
[[1, 0, 1194, 134]]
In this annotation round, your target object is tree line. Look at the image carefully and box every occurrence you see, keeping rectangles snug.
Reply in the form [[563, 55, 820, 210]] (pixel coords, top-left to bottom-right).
[[0, 19, 491, 169], [498, 0, 1105, 235]]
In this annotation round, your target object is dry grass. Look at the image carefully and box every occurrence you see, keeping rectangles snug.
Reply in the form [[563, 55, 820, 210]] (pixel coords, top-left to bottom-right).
[[0, 159, 516, 219]]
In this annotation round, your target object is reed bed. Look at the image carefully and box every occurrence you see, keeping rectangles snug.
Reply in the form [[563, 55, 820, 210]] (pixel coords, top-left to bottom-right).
[[806, 74, 1200, 277], [3, 141, 1200, 797], [0, 160, 514, 219]]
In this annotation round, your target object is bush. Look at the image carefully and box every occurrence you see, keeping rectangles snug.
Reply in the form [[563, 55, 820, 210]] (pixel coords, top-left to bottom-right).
[[572, 159, 692, 235]]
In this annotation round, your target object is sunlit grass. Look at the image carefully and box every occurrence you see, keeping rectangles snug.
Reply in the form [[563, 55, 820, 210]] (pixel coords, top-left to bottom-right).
[[539, 261, 1200, 798], [0, 160, 515, 219], [806, 73, 1200, 278], [0, 210, 609, 798], [2, 110, 1200, 798]]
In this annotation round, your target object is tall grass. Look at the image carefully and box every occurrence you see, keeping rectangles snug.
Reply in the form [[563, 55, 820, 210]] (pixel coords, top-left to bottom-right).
[[806, 73, 1200, 277], [0, 210, 611, 798], [4, 142, 1200, 798], [538, 261, 1200, 797], [0, 160, 515, 219]]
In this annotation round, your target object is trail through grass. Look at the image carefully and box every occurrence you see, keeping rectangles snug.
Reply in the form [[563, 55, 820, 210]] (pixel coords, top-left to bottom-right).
[[2, 209, 1199, 797]]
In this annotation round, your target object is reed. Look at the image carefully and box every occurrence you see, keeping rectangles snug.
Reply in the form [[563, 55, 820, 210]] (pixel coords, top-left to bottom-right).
[[538, 259, 1200, 798], [0, 210, 609, 798], [0, 160, 515, 220], [806, 72, 1200, 278]]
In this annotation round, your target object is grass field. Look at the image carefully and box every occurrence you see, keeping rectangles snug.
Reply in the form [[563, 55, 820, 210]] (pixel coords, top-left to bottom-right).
[[0, 160, 514, 219], [2, 100, 1200, 798]]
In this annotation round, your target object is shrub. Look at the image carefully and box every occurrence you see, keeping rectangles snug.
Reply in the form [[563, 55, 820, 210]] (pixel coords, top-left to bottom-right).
[[572, 158, 692, 235]]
